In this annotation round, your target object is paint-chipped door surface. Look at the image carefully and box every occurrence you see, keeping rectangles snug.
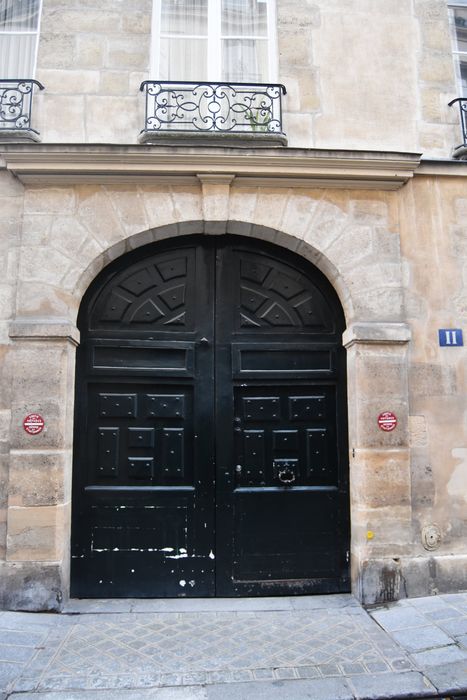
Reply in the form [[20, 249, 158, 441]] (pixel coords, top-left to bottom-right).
[[71, 236, 349, 597]]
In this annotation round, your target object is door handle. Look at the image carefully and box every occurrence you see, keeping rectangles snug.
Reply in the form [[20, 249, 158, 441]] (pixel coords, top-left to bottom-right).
[[199, 337, 210, 346], [235, 464, 242, 475]]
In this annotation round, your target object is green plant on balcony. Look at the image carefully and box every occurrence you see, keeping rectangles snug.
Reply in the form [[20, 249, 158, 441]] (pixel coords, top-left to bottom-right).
[[245, 108, 271, 133]]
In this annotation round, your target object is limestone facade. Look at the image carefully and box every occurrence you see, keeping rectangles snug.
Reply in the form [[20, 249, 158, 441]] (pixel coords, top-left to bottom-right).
[[30, 0, 461, 153], [0, 0, 465, 610]]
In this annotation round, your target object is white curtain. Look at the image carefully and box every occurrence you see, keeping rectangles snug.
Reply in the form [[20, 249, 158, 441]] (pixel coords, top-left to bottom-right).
[[221, 0, 267, 36], [161, 0, 208, 36], [222, 38, 267, 83], [160, 37, 208, 81], [0, 0, 40, 78], [221, 0, 268, 83], [159, 0, 269, 83], [160, 0, 208, 80]]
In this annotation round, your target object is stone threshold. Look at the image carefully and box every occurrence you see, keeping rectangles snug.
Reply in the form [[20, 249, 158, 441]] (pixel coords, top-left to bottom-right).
[[62, 593, 360, 614]]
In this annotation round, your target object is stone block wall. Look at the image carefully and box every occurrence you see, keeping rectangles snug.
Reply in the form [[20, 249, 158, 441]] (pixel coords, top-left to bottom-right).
[[415, 0, 460, 154], [400, 176, 467, 595], [0, 170, 24, 568], [34, 0, 152, 143], [285, 0, 459, 153], [24, 0, 460, 155]]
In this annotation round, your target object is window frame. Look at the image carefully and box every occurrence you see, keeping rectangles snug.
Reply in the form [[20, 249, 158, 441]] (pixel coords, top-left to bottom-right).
[[150, 0, 278, 83], [448, 1, 467, 97], [0, 0, 43, 78]]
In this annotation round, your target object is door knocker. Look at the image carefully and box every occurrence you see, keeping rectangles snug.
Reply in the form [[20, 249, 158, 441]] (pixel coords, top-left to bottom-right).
[[277, 468, 296, 485], [273, 459, 298, 486]]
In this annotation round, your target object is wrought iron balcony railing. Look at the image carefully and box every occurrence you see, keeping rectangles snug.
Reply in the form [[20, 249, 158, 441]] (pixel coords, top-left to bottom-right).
[[0, 79, 44, 141], [139, 80, 287, 146], [448, 97, 467, 158]]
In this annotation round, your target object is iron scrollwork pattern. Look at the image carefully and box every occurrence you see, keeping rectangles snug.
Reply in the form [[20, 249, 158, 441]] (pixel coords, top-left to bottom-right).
[[0, 79, 44, 134], [449, 97, 467, 149], [140, 80, 286, 138]]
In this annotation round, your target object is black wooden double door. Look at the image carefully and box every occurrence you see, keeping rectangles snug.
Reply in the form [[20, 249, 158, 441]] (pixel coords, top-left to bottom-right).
[[71, 236, 349, 598]]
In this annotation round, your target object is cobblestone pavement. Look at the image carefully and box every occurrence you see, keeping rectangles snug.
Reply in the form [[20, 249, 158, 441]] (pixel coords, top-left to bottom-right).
[[0, 593, 466, 698]]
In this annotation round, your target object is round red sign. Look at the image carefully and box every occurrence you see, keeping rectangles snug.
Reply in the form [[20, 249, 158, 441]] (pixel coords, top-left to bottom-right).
[[377, 411, 397, 432], [23, 413, 45, 435]]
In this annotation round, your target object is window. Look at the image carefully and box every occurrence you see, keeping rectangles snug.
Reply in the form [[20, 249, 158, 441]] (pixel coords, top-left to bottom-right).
[[0, 0, 42, 78], [449, 2, 467, 96], [152, 0, 277, 83]]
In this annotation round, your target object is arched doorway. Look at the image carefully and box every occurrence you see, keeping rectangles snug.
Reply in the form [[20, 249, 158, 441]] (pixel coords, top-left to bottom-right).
[[71, 234, 349, 597]]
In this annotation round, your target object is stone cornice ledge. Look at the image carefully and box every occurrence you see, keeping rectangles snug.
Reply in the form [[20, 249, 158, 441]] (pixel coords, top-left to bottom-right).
[[343, 323, 411, 348], [1, 144, 421, 190], [416, 157, 467, 176], [9, 318, 80, 346]]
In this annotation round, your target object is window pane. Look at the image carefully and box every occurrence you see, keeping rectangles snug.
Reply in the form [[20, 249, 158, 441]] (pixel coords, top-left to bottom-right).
[[221, 0, 268, 37], [222, 38, 268, 82], [452, 8, 467, 53], [456, 55, 467, 96], [0, 33, 36, 76], [161, 0, 208, 36], [160, 37, 208, 80], [0, 0, 40, 31]]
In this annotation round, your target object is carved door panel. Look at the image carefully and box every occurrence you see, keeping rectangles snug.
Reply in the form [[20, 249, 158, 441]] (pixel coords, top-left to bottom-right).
[[71, 236, 349, 598], [214, 244, 349, 595], [71, 244, 216, 597]]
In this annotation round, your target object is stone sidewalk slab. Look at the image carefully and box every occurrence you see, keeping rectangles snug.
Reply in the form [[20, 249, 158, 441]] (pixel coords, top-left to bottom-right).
[[368, 594, 467, 677], [438, 618, 467, 637], [2, 681, 450, 700], [390, 626, 453, 653], [206, 677, 355, 699], [370, 608, 428, 632], [6, 690, 207, 700], [423, 659, 467, 695], [410, 645, 467, 668], [1, 593, 467, 699], [347, 671, 436, 699]]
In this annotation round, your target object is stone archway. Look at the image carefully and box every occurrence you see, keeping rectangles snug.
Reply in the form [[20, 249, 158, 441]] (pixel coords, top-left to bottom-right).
[[5, 181, 411, 609]]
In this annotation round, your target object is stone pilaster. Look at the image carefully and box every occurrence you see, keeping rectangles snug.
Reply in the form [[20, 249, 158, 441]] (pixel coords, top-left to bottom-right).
[[1, 319, 79, 610], [343, 322, 412, 604]]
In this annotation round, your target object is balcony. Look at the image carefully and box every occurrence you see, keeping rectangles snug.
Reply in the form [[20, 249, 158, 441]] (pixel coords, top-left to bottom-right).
[[0, 79, 44, 142], [448, 97, 467, 159], [139, 80, 287, 147]]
